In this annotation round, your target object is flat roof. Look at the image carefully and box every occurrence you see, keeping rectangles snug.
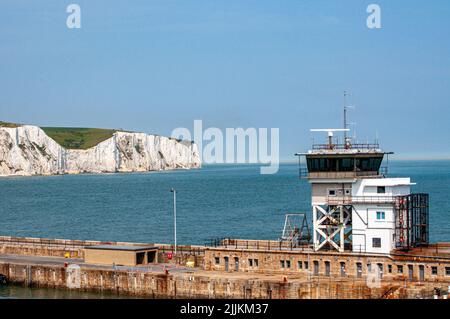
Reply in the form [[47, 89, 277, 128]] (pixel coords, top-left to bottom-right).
[[295, 151, 393, 156], [84, 245, 158, 252]]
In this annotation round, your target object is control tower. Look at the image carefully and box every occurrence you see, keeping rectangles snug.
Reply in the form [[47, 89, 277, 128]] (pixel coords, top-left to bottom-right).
[[296, 101, 429, 255]]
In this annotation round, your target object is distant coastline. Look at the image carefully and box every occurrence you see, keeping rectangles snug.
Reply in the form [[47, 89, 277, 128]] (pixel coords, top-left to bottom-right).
[[0, 123, 201, 177]]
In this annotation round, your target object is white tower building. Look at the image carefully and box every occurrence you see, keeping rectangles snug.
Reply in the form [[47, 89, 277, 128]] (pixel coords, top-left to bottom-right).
[[296, 111, 428, 255]]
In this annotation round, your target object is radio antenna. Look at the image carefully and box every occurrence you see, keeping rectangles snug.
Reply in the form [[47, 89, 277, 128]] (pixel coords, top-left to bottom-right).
[[343, 91, 354, 148]]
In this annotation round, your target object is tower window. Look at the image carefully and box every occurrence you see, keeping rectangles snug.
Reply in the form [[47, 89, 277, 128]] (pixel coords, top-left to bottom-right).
[[372, 237, 381, 248], [328, 189, 336, 196], [377, 186, 386, 194], [376, 211, 385, 220]]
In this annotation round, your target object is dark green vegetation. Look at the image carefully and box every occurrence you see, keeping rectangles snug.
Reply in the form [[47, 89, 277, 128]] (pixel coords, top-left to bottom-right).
[[0, 121, 21, 128], [41, 127, 117, 149]]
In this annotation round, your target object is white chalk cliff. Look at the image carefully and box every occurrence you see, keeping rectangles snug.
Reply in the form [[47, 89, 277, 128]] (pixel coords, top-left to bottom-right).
[[0, 125, 201, 176]]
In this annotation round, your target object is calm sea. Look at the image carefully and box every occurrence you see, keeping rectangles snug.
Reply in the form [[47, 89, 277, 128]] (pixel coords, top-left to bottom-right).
[[0, 161, 449, 244]]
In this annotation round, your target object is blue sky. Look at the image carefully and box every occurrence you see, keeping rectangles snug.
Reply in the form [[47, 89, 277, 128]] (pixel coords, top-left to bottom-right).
[[1, 0, 449, 160]]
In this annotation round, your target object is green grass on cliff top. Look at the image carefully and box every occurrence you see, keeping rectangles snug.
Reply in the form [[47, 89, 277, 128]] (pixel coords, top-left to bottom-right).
[[0, 121, 21, 128], [1, 121, 116, 149], [41, 127, 117, 149]]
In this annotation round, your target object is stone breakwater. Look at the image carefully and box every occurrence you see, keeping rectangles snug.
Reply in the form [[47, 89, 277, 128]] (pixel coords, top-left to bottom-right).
[[0, 236, 447, 299], [0, 125, 201, 176]]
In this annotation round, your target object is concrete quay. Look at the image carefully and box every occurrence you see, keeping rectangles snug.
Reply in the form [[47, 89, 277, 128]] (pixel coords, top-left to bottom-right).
[[0, 236, 449, 299]]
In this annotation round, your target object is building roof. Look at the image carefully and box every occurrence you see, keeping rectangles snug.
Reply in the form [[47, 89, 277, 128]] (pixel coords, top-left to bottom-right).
[[357, 177, 416, 187], [295, 150, 393, 156], [84, 245, 158, 251]]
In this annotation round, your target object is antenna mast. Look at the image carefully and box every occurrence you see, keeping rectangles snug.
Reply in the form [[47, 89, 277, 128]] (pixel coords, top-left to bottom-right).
[[343, 90, 348, 142], [343, 91, 353, 148]]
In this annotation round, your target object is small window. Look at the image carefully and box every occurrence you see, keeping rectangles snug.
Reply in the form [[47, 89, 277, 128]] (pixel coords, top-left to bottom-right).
[[280, 260, 285, 268], [431, 266, 438, 275], [328, 189, 336, 196], [254, 259, 259, 267], [313, 261, 319, 275], [388, 265, 392, 273], [214, 257, 220, 265], [377, 186, 386, 194], [376, 211, 385, 220], [377, 264, 383, 279], [398, 265, 403, 274], [304, 261, 309, 270], [325, 261, 331, 276], [345, 189, 351, 195], [136, 252, 145, 265], [446, 267, 450, 276], [356, 262, 362, 278], [367, 263, 372, 272], [298, 261, 303, 269], [286, 260, 291, 268], [340, 262, 346, 277], [248, 259, 253, 267], [372, 237, 381, 248]]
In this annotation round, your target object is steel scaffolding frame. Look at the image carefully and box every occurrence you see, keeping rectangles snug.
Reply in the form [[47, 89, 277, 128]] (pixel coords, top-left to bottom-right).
[[313, 204, 352, 252], [395, 193, 429, 250]]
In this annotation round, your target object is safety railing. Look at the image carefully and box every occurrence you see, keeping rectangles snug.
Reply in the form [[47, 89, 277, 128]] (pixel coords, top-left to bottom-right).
[[299, 167, 388, 179], [311, 143, 380, 151], [205, 238, 313, 252], [327, 195, 396, 205]]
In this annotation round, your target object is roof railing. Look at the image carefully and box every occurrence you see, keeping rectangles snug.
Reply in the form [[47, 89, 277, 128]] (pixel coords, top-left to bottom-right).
[[311, 143, 380, 151], [327, 195, 396, 205], [299, 166, 388, 179]]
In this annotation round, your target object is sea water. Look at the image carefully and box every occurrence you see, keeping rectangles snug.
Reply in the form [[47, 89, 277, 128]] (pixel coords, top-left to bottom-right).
[[0, 161, 449, 298], [0, 161, 449, 245]]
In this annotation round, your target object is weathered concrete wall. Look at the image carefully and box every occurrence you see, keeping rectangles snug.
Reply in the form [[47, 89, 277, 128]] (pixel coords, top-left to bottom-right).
[[205, 247, 450, 283], [1, 236, 448, 298], [0, 262, 444, 299], [0, 236, 205, 266]]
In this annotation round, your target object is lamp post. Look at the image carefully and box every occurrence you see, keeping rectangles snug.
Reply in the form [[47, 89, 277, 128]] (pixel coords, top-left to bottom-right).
[[170, 188, 177, 255]]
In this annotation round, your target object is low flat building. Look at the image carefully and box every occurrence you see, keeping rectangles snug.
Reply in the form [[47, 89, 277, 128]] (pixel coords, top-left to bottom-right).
[[84, 245, 158, 266]]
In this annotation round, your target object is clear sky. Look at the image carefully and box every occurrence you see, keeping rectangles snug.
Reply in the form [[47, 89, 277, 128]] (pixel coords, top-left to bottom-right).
[[1, 0, 449, 161]]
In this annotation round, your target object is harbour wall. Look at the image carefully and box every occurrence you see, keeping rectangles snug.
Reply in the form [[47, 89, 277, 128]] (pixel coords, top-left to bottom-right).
[[0, 236, 204, 267], [1, 236, 449, 299], [0, 262, 439, 299], [205, 239, 450, 283]]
